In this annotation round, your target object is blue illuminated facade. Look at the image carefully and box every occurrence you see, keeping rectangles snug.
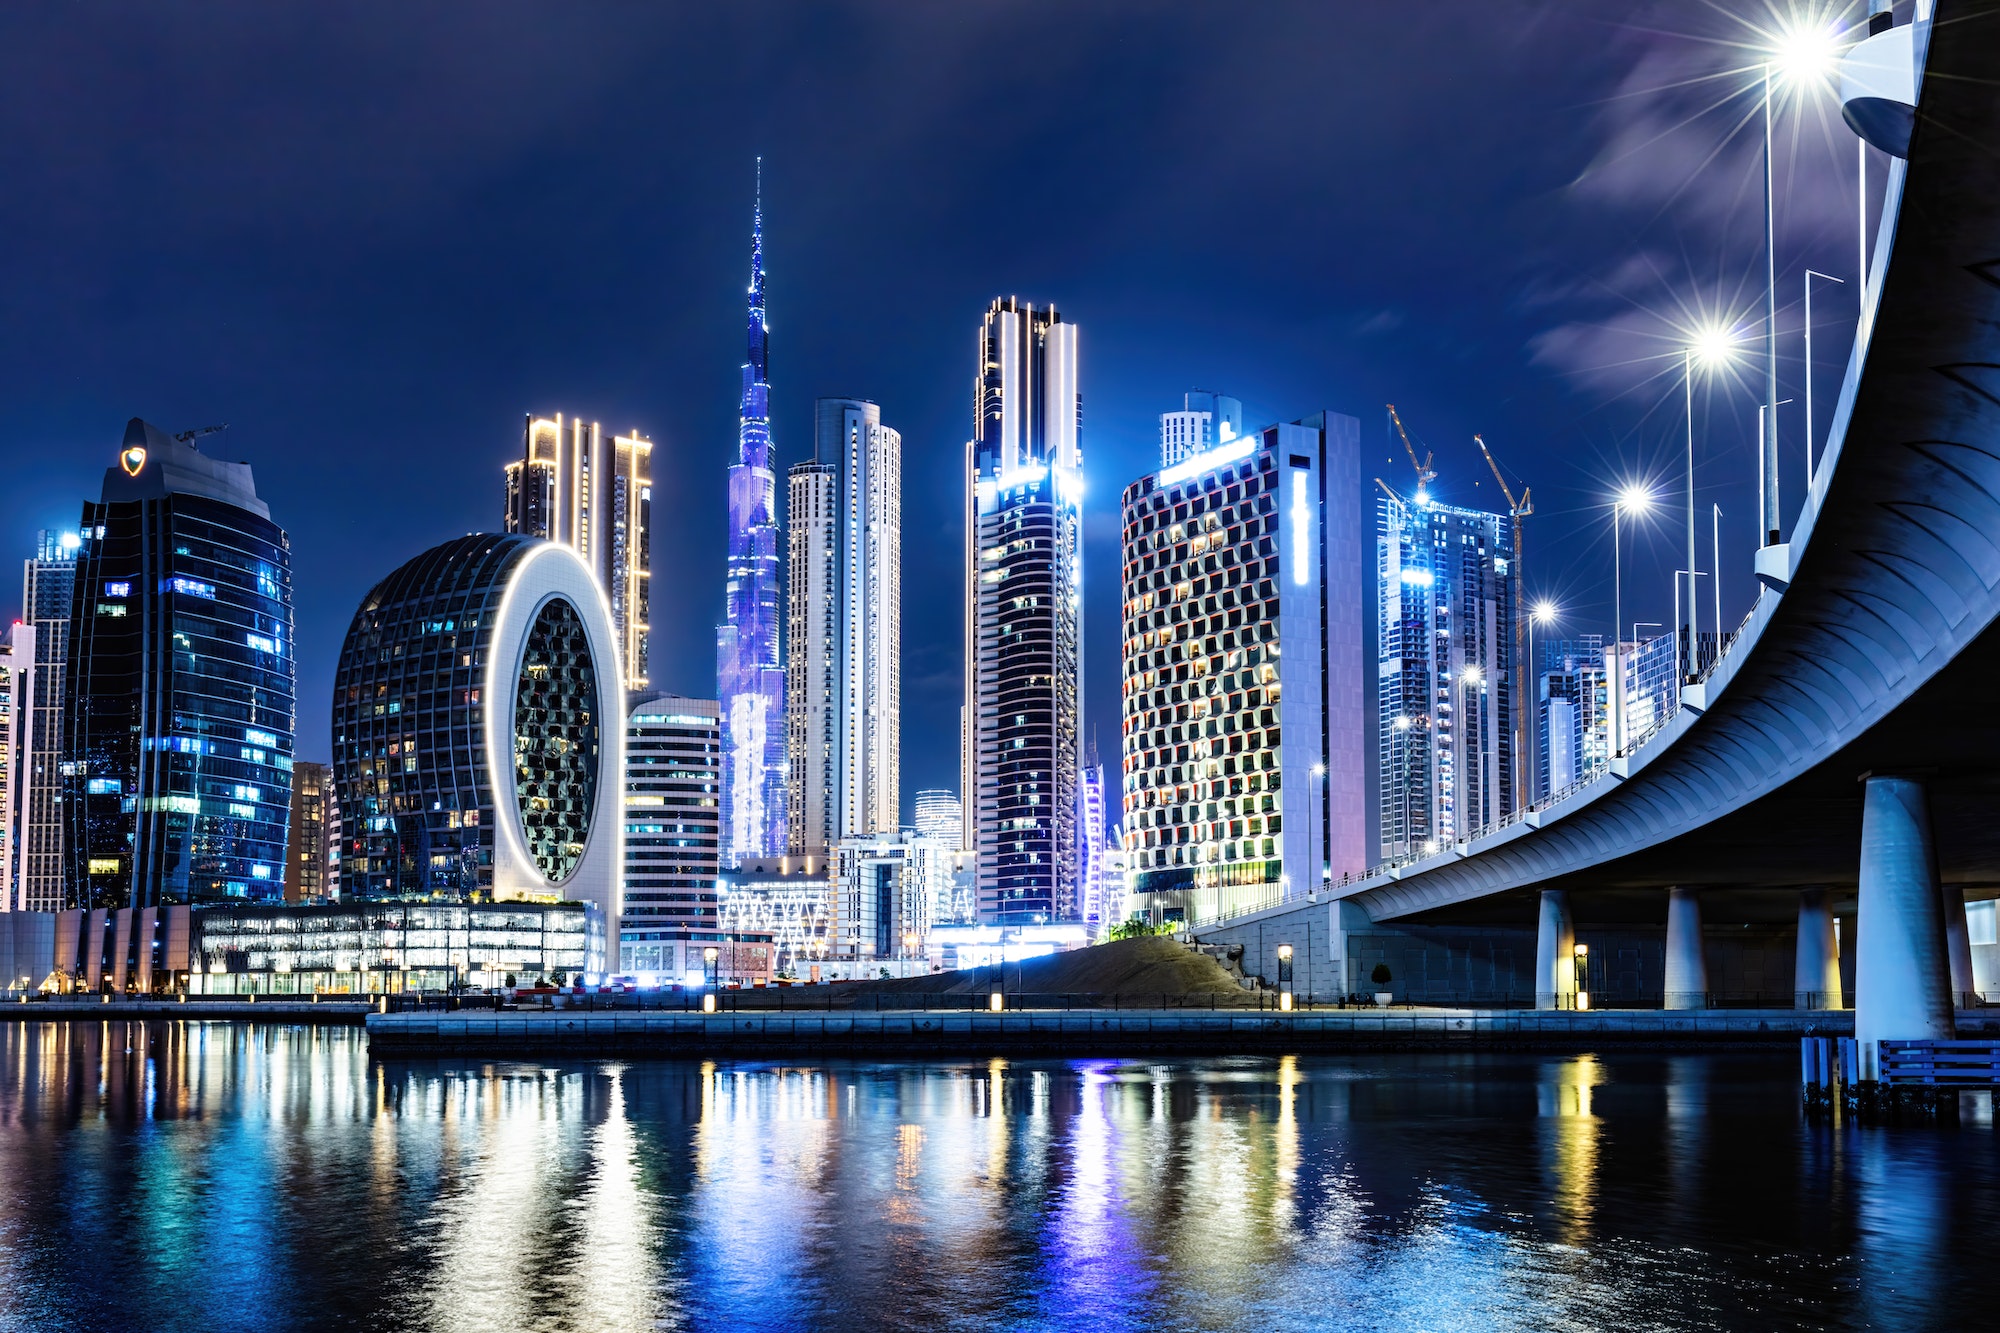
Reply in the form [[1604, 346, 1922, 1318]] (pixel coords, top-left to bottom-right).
[[61, 419, 296, 910], [717, 161, 787, 866]]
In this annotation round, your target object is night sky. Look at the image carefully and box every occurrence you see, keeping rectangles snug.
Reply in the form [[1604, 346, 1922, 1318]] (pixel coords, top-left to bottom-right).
[[0, 2, 1872, 815]]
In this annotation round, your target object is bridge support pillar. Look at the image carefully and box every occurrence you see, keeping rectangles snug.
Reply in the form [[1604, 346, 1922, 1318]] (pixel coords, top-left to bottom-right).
[[1855, 774, 1955, 1080], [1794, 888, 1841, 1010], [1943, 885, 1975, 1004], [1663, 887, 1708, 1009], [1534, 890, 1574, 1009]]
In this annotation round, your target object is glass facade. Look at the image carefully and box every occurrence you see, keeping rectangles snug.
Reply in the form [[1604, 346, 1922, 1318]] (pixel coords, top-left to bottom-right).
[[63, 423, 295, 910], [332, 535, 532, 900], [175, 901, 599, 992], [514, 597, 601, 881], [621, 695, 731, 974]]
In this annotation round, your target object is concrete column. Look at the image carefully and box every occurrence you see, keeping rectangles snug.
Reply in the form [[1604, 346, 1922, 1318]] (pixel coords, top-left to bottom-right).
[[1794, 888, 1841, 1009], [1663, 887, 1708, 1009], [1942, 884, 1975, 1004], [1854, 774, 1955, 1080], [1534, 889, 1575, 1009]]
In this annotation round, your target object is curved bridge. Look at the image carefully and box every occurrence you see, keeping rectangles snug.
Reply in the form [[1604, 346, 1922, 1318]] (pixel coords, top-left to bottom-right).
[[1206, 1, 2000, 942]]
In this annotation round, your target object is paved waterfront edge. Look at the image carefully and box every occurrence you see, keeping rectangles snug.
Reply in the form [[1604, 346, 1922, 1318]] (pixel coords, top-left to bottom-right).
[[361, 1008, 2000, 1057]]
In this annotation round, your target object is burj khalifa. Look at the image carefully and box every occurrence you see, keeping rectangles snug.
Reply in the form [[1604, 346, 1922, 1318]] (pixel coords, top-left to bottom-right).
[[716, 162, 787, 865]]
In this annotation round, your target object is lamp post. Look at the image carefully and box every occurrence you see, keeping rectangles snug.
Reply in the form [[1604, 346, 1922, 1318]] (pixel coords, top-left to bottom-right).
[[1804, 270, 1844, 482], [1573, 941, 1591, 1011], [1712, 504, 1725, 657], [1277, 943, 1295, 1012], [1683, 328, 1735, 681], [1528, 601, 1558, 805], [1460, 665, 1484, 834], [1611, 487, 1651, 754], [1761, 19, 1848, 545]]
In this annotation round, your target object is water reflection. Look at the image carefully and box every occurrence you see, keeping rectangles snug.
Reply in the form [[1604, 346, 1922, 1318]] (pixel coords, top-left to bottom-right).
[[0, 1022, 1996, 1331]]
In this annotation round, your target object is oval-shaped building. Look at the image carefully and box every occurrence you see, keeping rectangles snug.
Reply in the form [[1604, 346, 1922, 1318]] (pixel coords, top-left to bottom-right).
[[332, 535, 623, 921]]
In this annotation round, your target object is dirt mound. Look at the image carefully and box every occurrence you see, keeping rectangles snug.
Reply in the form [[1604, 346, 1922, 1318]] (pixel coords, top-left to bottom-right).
[[850, 936, 1249, 999]]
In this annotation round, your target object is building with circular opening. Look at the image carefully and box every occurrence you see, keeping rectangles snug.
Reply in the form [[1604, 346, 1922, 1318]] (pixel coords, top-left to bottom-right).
[[331, 534, 622, 920]]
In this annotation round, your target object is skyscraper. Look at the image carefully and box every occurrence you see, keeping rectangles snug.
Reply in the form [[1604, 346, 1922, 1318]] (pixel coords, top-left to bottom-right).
[[1076, 739, 1109, 935], [331, 534, 622, 920], [0, 628, 17, 912], [1376, 486, 1514, 860], [502, 413, 652, 691], [912, 789, 962, 847], [1159, 390, 1244, 468], [62, 419, 295, 911], [964, 297, 1084, 925], [14, 530, 76, 912], [1538, 636, 1607, 799], [717, 163, 786, 866], [621, 693, 729, 978], [1119, 414, 1367, 923], [284, 761, 329, 903], [786, 398, 901, 856]]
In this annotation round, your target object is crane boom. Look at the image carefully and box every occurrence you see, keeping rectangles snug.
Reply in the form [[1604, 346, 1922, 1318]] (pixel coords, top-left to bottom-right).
[[1386, 405, 1436, 491]]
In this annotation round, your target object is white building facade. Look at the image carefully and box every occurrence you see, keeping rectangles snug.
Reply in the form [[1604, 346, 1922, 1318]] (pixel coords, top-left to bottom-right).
[[1119, 414, 1366, 925], [786, 398, 901, 856]]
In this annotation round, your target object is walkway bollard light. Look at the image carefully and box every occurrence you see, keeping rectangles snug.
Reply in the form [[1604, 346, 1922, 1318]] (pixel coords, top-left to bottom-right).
[[702, 993, 716, 1014], [989, 990, 1004, 1013]]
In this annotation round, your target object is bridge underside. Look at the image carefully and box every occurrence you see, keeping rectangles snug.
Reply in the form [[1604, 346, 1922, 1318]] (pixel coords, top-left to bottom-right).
[[1405, 633, 2000, 926], [1333, 2, 2000, 929]]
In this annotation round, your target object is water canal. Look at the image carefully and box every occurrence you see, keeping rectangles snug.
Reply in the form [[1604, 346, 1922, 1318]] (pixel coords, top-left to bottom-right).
[[0, 1021, 1992, 1331]]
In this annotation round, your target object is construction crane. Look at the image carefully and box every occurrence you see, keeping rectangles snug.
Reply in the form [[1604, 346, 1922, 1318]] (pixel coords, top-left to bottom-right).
[[173, 423, 228, 444], [1474, 433, 1533, 814], [1386, 405, 1436, 495]]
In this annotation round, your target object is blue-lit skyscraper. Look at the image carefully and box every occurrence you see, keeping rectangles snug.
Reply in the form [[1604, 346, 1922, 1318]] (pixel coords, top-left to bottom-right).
[[62, 419, 295, 910], [964, 297, 1083, 924], [1376, 485, 1514, 860], [717, 162, 787, 866]]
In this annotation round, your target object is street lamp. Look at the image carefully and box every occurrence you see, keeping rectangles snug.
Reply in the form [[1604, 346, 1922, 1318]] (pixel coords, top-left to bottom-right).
[[1277, 943, 1295, 1011], [1760, 17, 1847, 548], [1803, 271, 1844, 481], [1459, 666, 1485, 834], [1684, 326, 1737, 681], [1573, 941, 1591, 1011], [1527, 600, 1559, 804], [1611, 487, 1652, 755]]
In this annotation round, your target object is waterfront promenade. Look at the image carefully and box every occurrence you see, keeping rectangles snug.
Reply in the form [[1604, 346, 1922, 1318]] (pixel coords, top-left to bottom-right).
[[2, 999, 373, 1022], [362, 1006, 2000, 1058]]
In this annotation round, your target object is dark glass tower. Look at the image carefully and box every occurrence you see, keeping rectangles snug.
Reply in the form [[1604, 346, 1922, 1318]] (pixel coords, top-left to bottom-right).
[[964, 298, 1083, 925], [62, 419, 296, 909], [331, 534, 623, 915]]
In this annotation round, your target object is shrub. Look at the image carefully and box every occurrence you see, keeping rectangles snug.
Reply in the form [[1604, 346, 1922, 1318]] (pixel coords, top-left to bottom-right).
[[1370, 963, 1392, 985]]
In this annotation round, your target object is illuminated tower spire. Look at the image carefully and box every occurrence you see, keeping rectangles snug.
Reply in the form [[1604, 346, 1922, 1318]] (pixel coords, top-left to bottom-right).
[[717, 158, 787, 865]]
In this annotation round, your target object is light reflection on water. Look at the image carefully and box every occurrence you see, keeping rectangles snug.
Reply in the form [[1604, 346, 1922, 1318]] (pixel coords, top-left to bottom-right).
[[0, 1021, 1995, 1331]]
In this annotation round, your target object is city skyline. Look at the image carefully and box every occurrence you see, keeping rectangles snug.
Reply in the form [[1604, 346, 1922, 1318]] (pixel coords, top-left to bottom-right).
[[0, 5, 1870, 828]]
